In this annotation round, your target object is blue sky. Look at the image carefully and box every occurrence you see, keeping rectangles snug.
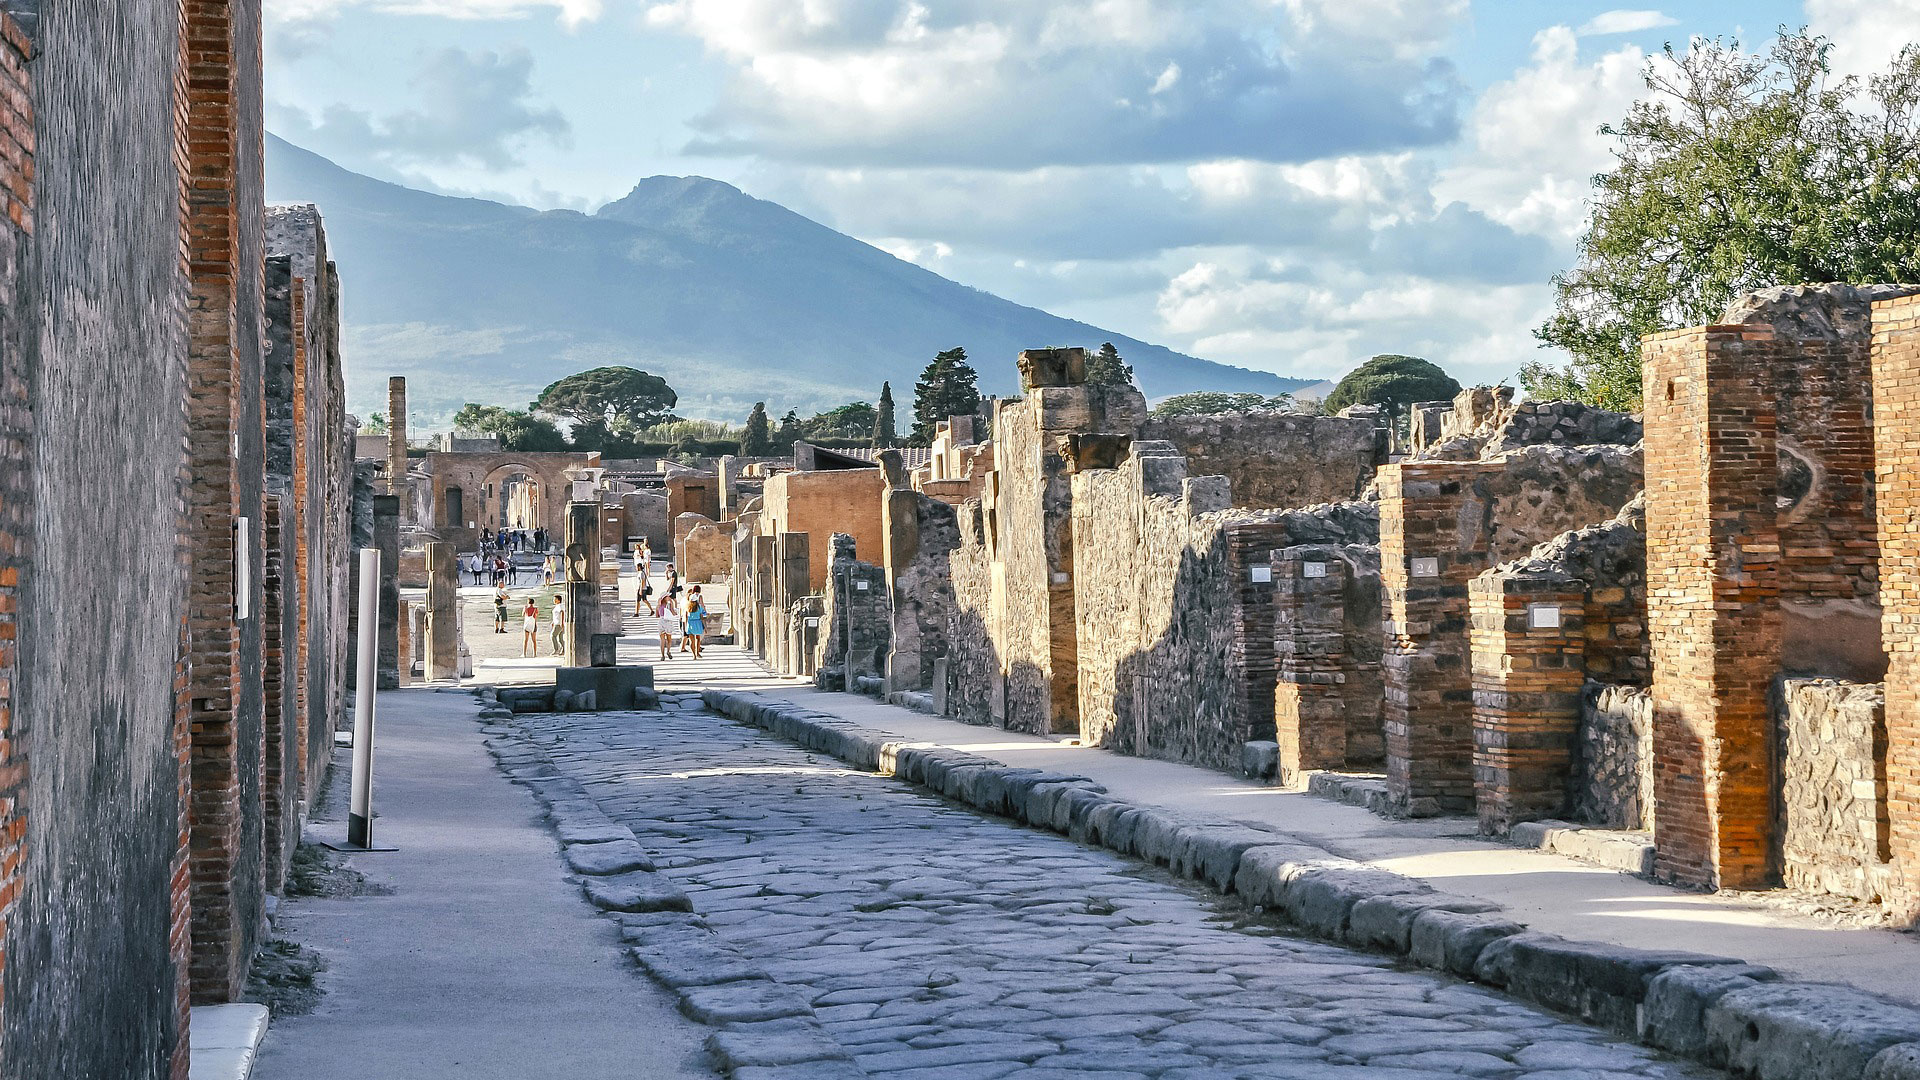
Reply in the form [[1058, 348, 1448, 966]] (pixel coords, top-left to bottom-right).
[[264, 0, 1910, 388]]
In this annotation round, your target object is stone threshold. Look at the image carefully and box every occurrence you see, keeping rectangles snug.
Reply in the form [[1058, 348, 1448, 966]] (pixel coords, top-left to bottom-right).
[[188, 1003, 269, 1080], [1305, 772, 1659, 878], [700, 687, 1920, 1080]]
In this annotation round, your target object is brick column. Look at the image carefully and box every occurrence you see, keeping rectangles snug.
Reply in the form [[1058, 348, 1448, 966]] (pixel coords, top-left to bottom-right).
[[373, 494, 400, 688], [1225, 522, 1285, 748], [1872, 293, 1920, 922], [1274, 545, 1350, 786], [565, 500, 600, 667], [1643, 326, 1782, 889], [1470, 571, 1587, 834], [424, 542, 458, 681], [775, 532, 810, 675], [386, 375, 406, 500], [260, 497, 293, 889], [0, 9, 30, 1045], [1379, 461, 1500, 816], [751, 534, 775, 661]]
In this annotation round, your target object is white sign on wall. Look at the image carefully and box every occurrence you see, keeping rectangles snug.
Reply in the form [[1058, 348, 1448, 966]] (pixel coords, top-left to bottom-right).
[[854, 580, 870, 591], [1249, 564, 1272, 584], [1528, 603, 1563, 629], [1302, 562, 1328, 579], [806, 617, 821, 628], [235, 517, 251, 621], [1410, 557, 1440, 578]]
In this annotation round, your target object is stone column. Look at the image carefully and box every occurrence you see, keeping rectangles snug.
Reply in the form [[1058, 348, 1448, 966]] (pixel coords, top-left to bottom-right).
[[752, 533, 776, 661], [566, 500, 601, 667], [1872, 292, 1920, 923], [1642, 326, 1782, 889], [425, 542, 459, 681], [1274, 545, 1351, 786], [373, 494, 400, 688], [1469, 571, 1587, 834], [386, 375, 407, 500]]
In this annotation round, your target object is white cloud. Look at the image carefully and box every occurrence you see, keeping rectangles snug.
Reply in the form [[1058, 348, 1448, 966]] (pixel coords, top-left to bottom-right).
[[1576, 9, 1677, 37], [641, 0, 1468, 167], [1807, 0, 1920, 78], [267, 0, 604, 28], [1435, 26, 1646, 240]]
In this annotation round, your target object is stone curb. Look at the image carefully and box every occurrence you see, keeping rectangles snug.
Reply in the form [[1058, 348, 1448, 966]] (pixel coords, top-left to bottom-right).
[[468, 687, 872, 1077], [701, 687, 1920, 1080]]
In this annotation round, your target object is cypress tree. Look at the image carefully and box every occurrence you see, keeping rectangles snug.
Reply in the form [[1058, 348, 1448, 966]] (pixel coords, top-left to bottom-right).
[[741, 401, 774, 456], [872, 382, 897, 447]]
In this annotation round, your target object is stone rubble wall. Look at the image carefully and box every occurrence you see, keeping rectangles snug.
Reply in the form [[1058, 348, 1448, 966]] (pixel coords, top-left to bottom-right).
[[1575, 683, 1655, 831], [677, 516, 729, 584], [815, 534, 889, 690], [884, 490, 959, 694], [1139, 411, 1378, 509], [1776, 678, 1895, 904], [944, 500, 1003, 726], [1410, 385, 1642, 461]]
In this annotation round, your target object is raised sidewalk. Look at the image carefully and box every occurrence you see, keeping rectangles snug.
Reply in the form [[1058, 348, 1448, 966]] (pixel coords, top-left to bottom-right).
[[662, 645, 1920, 1011]]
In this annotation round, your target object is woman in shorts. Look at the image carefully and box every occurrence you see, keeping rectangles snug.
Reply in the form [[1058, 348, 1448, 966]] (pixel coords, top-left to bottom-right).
[[520, 597, 539, 657]]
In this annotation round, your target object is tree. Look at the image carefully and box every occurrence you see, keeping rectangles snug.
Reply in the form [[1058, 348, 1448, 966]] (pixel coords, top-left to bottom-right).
[[361, 412, 388, 434], [872, 382, 898, 448], [911, 347, 982, 445], [1086, 342, 1133, 386], [741, 402, 774, 456], [451, 403, 569, 452], [1324, 354, 1459, 415], [775, 409, 803, 452], [533, 365, 678, 434], [802, 401, 877, 440], [1148, 392, 1296, 419], [1530, 30, 1920, 411]]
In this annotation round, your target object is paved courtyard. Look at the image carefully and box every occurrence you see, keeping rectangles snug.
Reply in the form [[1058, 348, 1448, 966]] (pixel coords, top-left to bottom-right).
[[503, 700, 1719, 1079]]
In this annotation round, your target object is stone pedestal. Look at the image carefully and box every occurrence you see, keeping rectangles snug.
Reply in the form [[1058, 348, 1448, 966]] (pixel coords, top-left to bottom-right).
[[565, 500, 600, 668], [424, 541, 458, 681], [589, 633, 616, 667], [373, 494, 400, 688]]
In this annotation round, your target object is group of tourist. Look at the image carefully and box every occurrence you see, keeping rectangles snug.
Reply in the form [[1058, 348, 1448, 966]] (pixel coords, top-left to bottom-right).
[[491, 583, 571, 658], [480, 524, 546, 552], [473, 540, 712, 662], [631, 544, 708, 661]]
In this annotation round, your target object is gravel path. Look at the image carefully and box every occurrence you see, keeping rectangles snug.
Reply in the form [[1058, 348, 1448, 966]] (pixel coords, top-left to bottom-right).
[[509, 701, 1719, 1080]]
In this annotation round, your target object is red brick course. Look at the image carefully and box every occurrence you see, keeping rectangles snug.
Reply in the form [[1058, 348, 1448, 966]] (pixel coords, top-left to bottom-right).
[[0, 10, 29, 1047], [1469, 573, 1587, 833], [1871, 293, 1920, 922]]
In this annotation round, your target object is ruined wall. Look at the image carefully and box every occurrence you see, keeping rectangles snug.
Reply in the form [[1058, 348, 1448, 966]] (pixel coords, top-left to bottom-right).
[[758, 468, 886, 593], [3, 2, 192, 1074], [1577, 684, 1655, 831], [680, 519, 730, 584], [623, 490, 669, 551], [884, 489, 959, 693], [1139, 412, 1377, 509], [816, 534, 889, 690], [945, 500, 1002, 726], [1775, 678, 1894, 904], [1272, 536, 1385, 783], [1871, 290, 1920, 922]]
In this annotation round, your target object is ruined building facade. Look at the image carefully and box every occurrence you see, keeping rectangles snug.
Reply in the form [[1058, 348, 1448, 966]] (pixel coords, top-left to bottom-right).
[[0, 4, 357, 1076]]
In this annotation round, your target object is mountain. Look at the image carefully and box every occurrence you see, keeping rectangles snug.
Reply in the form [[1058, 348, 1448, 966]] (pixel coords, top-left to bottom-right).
[[263, 136, 1312, 425]]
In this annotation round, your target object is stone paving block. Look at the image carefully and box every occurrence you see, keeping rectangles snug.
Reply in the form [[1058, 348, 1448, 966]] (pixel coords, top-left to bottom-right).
[[563, 838, 656, 875], [1230, 845, 1338, 909], [1408, 910, 1526, 978], [706, 1025, 853, 1069], [1705, 981, 1920, 1080], [1473, 932, 1746, 1034], [1870, 1043, 1920, 1080], [582, 869, 693, 913], [553, 817, 635, 845], [729, 1062, 867, 1080], [679, 980, 814, 1024], [1345, 891, 1501, 953]]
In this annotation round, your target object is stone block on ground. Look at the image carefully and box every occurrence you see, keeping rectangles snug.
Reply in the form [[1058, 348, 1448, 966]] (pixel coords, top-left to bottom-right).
[[1640, 964, 1781, 1059], [582, 869, 692, 913], [1345, 891, 1502, 954], [678, 981, 812, 1024], [1241, 740, 1279, 780], [563, 838, 656, 875], [1705, 981, 1920, 1080], [1471, 932, 1745, 1034], [555, 664, 654, 709], [630, 943, 768, 989], [706, 1027, 853, 1069], [552, 816, 634, 846], [1408, 910, 1526, 977], [1870, 1044, 1920, 1080]]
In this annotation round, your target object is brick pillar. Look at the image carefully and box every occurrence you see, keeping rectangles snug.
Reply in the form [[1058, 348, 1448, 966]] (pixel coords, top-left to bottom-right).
[[424, 542, 458, 681], [1274, 545, 1350, 786], [752, 534, 776, 661], [0, 9, 30, 1045], [1872, 293, 1920, 922], [1379, 461, 1499, 816], [261, 497, 292, 889], [373, 494, 400, 688], [565, 500, 600, 667], [386, 375, 406, 500], [1470, 571, 1587, 834], [1643, 326, 1782, 889], [1225, 523, 1284, 748], [775, 532, 809, 675], [396, 598, 412, 685]]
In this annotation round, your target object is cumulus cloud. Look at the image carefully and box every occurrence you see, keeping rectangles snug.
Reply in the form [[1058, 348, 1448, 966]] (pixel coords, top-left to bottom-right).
[[267, 0, 604, 29], [1576, 9, 1677, 37], [271, 47, 570, 173], [642, 0, 1468, 168], [1807, 0, 1920, 78]]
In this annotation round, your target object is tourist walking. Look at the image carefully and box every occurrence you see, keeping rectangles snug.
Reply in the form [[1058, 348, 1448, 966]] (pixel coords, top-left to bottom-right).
[[655, 594, 678, 661], [684, 587, 706, 659], [551, 593, 567, 657], [521, 597, 539, 657], [493, 585, 509, 633]]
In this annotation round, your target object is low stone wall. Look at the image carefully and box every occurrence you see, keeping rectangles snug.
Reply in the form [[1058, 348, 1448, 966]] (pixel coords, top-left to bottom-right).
[[1776, 678, 1895, 904], [944, 501, 1002, 726], [1576, 683, 1654, 830], [816, 534, 888, 691], [1140, 411, 1378, 509], [680, 520, 729, 584]]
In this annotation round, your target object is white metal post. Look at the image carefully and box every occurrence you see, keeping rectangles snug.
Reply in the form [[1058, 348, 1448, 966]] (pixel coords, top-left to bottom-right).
[[348, 546, 381, 848]]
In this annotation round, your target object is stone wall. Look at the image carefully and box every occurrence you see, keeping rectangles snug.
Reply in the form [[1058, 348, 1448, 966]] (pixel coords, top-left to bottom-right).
[[1576, 683, 1655, 831], [1775, 678, 1894, 904], [1139, 411, 1377, 509], [622, 490, 668, 551], [883, 488, 959, 694], [816, 534, 889, 690], [758, 467, 886, 594], [679, 519, 730, 584], [1871, 289, 1920, 922], [1410, 386, 1643, 460], [945, 500, 1002, 726]]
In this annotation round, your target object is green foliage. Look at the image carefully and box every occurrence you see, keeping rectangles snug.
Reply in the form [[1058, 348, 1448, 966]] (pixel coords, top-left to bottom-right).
[[911, 347, 982, 445], [872, 382, 898, 448], [1086, 342, 1134, 386], [741, 402, 774, 457], [1148, 391, 1297, 419], [450, 403, 569, 452], [1324, 355, 1459, 415], [775, 409, 803, 452], [532, 365, 678, 434], [361, 412, 388, 435], [631, 418, 739, 443], [1533, 30, 1920, 411], [803, 401, 877, 440]]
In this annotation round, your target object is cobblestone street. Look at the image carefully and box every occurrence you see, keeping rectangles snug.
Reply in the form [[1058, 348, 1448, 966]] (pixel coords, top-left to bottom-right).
[[501, 700, 1719, 1080]]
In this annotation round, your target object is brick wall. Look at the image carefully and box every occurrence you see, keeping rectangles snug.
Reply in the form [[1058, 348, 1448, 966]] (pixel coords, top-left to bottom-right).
[[1273, 543, 1384, 783], [1871, 291, 1920, 921], [1468, 571, 1587, 833], [882, 488, 959, 694], [0, 8, 28, 1055]]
